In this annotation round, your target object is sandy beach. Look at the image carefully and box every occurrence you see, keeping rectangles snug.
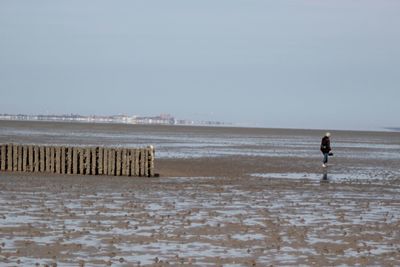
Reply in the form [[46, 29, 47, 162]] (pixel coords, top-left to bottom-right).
[[1, 120, 400, 266]]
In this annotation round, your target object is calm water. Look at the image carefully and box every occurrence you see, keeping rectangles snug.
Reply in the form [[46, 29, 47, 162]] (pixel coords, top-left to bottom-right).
[[1, 120, 400, 182], [1, 120, 399, 160]]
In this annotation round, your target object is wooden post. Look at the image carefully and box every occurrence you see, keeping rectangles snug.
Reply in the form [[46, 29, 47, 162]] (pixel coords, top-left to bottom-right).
[[139, 148, 144, 177], [137, 149, 142, 176], [134, 149, 139, 176], [44, 146, 50, 172], [61, 147, 66, 174], [85, 147, 91, 175], [127, 149, 131, 176], [22, 145, 27, 172], [79, 148, 84, 175], [31, 146, 35, 172], [7, 144, 13, 171], [114, 148, 118, 176], [130, 149, 134, 176], [109, 149, 115, 176], [92, 147, 97, 175], [34, 146, 40, 172], [125, 149, 130, 176], [47, 146, 52, 172], [141, 149, 146, 176], [12, 145, 18, 171], [106, 149, 111, 175], [83, 148, 86, 175], [55, 147, 61, 174], [132, 149, 139, 176], [144, 148, 149, 177], [49, 147, 55, 173], [116, 148, 121, 176], [1, 145, 6, 171], [72, 147, 78, 175], [106, 148, 110, 175], [83, 148, 87, 175], [138, 148, 142, 177], [128, 149, 132, 176], [112, 148, 117, 176], [28, 145, 33, 172], [125, 148, 130, 176], [13, 144, 18, 171], [98, 147, 103, 175], [16, 145, 22, 171], [88, 147, 92, 175], [15, 145, 20, 171], [149, 146, 155, 177], [121, 149, 127, 176], [39, 146, 44, 172], [103, 148, 108, 175], [67, 147, 72, 175]]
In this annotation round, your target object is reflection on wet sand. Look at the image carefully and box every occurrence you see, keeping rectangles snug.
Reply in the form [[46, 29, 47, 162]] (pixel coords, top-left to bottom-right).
[[321, 169, 329, 182]]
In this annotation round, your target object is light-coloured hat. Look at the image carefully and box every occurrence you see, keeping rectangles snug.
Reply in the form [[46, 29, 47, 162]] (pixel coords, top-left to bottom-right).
[[325, 132, 331, 137]]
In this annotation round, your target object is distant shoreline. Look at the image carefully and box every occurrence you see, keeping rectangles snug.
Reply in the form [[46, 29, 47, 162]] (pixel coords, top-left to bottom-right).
[[386, 128, 400, 132], [0, 118, 397, 134], [0, 113, 229, 128]]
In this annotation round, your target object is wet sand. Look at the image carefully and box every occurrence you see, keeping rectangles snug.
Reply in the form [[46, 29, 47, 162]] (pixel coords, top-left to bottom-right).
[[1, 121, 400, 266]]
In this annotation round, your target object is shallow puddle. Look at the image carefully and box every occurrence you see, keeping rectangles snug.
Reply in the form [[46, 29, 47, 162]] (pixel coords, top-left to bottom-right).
[[251, 168, 400, 183]]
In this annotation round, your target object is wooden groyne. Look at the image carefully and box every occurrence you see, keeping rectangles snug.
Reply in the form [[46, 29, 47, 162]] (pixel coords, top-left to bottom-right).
[[0, 144, 155, 177]]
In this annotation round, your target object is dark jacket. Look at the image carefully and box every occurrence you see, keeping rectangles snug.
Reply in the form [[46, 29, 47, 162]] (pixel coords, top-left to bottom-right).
[[320, 136, 331, 153]]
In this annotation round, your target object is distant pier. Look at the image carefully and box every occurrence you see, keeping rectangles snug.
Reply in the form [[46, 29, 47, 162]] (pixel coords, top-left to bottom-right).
[[0, 144, 155, 177]]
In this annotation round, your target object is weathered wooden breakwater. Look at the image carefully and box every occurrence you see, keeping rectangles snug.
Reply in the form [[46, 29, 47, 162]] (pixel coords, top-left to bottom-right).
[[0, 144, 155, 177]]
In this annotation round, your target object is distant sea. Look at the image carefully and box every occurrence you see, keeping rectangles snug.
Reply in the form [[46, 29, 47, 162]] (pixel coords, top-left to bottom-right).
[[386, 128, 400, 132]]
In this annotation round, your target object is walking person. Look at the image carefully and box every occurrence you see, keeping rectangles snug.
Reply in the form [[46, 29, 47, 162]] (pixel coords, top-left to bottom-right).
[[320, 132, 332, 168]]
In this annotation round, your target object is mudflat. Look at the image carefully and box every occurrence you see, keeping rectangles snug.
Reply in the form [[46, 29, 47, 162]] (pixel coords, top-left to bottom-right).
[[1, 120, 400, 266]]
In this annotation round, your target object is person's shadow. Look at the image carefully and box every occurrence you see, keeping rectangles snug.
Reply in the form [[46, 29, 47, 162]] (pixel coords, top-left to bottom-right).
[[321, 169, 329, 184]]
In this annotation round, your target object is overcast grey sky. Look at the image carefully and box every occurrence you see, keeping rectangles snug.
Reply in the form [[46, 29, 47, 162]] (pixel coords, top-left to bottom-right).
[[0, 0, 399, 130]]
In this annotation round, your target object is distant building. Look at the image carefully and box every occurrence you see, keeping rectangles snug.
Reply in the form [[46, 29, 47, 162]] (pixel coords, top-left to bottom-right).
[[0, 113, 229, 127]]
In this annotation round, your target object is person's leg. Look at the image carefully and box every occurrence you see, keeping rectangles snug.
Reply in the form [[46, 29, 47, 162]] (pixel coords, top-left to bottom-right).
[[323, 153, 328, 164]]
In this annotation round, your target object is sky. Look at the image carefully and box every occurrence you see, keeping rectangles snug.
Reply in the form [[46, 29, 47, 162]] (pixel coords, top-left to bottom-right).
[[0, 0, 399, 131]]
